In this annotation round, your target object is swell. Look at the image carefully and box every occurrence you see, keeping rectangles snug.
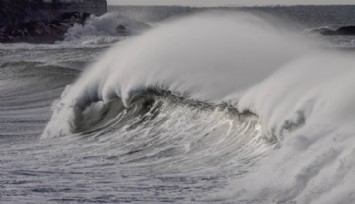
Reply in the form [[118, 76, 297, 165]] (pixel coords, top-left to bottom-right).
[[0, 61, 79, 137]]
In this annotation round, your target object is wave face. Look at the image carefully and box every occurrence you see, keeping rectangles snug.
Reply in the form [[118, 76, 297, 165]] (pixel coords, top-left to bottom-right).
[[35, 11, 355, 203]]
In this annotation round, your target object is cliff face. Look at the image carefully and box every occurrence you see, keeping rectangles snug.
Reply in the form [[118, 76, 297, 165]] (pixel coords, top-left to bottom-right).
[[0, 0, 107, 43]]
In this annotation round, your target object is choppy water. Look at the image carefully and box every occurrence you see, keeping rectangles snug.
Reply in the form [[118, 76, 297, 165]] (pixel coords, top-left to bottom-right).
[[2, 7, 355, 204]]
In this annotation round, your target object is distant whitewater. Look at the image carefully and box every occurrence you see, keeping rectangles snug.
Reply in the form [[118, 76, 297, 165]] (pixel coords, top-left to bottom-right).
[[2, 8, 355, 204]]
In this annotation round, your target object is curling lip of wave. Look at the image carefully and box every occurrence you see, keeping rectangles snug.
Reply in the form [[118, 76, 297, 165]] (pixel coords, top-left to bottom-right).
[[72, 89, 259, 135]]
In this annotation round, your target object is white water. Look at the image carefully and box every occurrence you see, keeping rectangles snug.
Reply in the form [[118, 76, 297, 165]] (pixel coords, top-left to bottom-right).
[[63, 12, 149, 45], [42, 12, 355, 203]]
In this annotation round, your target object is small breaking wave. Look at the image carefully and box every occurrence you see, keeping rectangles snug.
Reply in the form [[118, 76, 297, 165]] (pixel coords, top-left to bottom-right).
[[62, 12, 150, 45]]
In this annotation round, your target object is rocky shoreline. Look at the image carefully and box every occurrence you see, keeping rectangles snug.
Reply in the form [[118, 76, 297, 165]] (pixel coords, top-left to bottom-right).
[[0, 0, 107, 43]]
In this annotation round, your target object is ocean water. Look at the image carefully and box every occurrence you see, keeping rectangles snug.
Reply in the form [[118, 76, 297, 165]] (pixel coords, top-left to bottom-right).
[[2, 6, 355, 204]]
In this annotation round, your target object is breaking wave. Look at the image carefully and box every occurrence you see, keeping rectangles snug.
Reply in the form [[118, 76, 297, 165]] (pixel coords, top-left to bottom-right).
[[42, 12, 355, 203], [63, 12, 150, 45]]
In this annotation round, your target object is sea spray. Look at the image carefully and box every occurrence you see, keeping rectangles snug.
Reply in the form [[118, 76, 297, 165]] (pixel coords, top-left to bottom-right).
[[225, 50, 355, 203], [236, 51, 355, 138]]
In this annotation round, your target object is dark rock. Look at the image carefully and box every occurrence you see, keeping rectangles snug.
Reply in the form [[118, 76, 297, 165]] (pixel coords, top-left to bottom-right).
[[114, 17, 150, 36], [0, 0, 107, 43], [320, 25, 355, 36], [116, 25, 128, 36]]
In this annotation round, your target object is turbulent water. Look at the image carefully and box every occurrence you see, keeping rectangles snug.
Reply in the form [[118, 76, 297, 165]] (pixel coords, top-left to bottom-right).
[[2, 8, 355, 204]]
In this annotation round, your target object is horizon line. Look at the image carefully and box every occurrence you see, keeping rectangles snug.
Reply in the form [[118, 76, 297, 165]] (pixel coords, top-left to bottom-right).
[[107, 4, 355, 7]]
